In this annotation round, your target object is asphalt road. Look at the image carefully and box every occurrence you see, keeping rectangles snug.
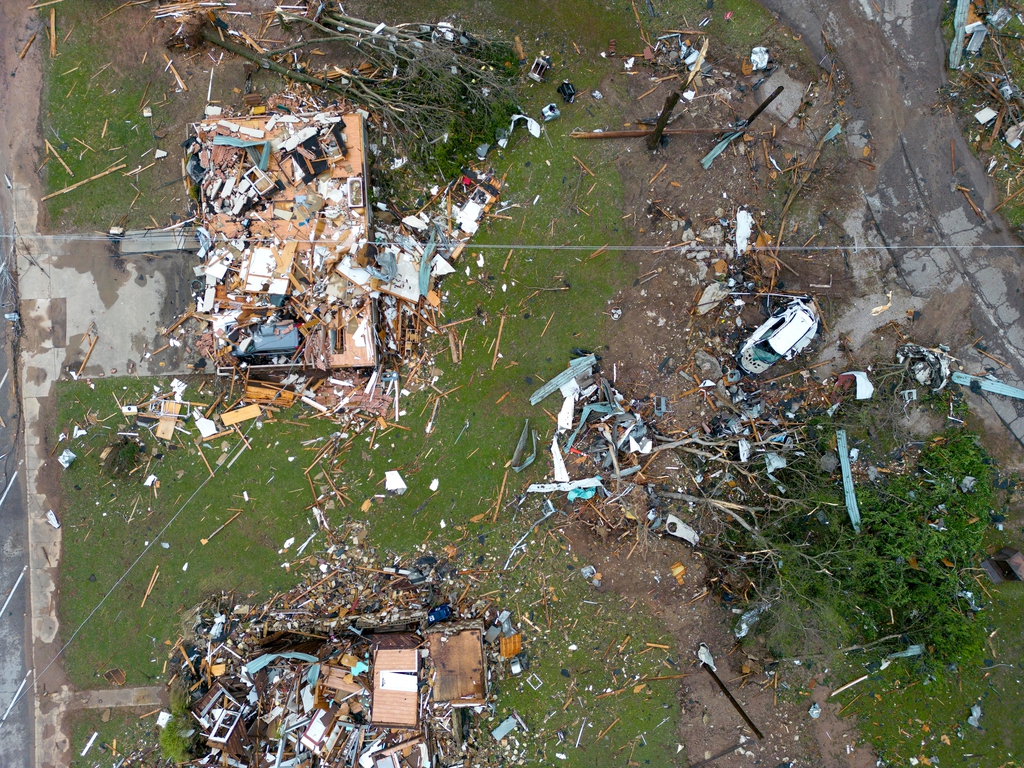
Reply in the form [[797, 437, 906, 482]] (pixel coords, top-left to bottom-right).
[[759, 0, 1024, 446], [0, 208, 31, 768], [0, 3, 36, 761]]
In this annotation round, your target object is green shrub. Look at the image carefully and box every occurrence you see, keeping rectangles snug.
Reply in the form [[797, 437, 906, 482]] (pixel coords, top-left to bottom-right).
[[159, 685, 198, 764], [754, 431, 991, 665]]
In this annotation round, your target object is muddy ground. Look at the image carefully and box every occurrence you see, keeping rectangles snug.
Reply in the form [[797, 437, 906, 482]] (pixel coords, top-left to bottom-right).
[[563, 521, 877, 768], [601, 50, 856, 406]]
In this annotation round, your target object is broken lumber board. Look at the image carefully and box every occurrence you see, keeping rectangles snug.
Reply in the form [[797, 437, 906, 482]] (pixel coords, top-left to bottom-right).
[[220, 404, 261, 426], [140, 565, 159, 608], [40, 164, 127, 200], [18, 33, 37, 59]]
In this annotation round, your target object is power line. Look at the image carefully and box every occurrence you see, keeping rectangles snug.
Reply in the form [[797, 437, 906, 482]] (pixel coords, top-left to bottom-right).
[[2, 231, 1024, 252]]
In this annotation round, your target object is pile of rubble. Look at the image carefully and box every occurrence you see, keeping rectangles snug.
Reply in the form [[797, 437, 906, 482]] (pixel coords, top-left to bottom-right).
[[169, 91, 501, 421], [516, 338, 877, 548], [946, 4, 1024, 206], [170, 526, 533, 767]]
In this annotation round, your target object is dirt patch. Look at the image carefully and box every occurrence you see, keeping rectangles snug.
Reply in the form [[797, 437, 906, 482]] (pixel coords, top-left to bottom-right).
[[910, 285, 975, 350], [544, 40, 883, 767], [597, 44, 860, 433], [562, 521, 875, 767]]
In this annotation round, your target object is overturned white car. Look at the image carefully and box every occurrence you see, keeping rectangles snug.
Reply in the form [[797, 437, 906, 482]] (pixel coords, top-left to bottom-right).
[[737, 298, 819, 375]]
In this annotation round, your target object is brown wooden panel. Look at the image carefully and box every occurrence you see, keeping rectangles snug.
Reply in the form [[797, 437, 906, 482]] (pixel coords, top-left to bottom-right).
[[429, 630, 485, 703]]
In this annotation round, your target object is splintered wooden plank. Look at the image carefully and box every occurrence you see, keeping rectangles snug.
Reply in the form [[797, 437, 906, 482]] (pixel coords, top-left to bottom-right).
[[220, 404, 261, 426]]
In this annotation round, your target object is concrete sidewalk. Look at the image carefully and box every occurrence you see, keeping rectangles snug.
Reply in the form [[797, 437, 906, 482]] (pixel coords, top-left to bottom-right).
[[70, 686, 167, 711], [13, 181, 194, 768]]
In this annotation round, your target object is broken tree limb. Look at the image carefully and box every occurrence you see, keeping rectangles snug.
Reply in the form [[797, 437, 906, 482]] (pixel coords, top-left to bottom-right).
[[199, 27, 341, 96], [829, 673, 869, 698], [647, 90, 681, 150], [194, 13, 518, 145]]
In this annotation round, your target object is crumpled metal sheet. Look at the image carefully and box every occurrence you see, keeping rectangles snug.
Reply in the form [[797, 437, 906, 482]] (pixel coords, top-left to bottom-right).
[[896, 343, 952, 391]]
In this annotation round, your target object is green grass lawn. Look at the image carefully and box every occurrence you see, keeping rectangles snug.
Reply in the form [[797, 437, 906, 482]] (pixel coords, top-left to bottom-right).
[[840, 535, 1024, 764], [38, 1, 219, 230], [55, 376, 337, 690], [67, 707, 158, 768]]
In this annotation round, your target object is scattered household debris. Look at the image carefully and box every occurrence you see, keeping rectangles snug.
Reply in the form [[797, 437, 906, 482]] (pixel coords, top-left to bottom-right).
[[528, 54, 552, 82], [663, 514, 699, 545], [169, 525, 525, 767], [981, 547, 1024, 583], [897, 344, 953, 391], [540, 103, 561, 122], [836, 371, 874, 400], [946, 5, 1024, 198], [164, 93, 502, 424]]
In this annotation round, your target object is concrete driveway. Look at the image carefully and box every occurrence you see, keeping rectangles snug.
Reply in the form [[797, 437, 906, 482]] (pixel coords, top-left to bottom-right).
[[10, 181, 194, 768]]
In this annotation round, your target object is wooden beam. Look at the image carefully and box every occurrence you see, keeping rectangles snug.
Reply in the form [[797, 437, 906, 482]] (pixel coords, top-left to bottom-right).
[[40, 164, 126, 201]]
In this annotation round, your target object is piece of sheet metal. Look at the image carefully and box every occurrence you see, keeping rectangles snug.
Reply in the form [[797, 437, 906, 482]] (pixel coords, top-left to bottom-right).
[[529, 355, 596, 405], [952, 371, 1024, 400], [836, 429, 861, 533]]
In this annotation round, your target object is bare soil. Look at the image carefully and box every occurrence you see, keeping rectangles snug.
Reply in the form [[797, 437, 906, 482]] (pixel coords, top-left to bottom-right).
[[600, 54, 859, 409], [581, 36, 887, 768], [563, 521, 876, 768]]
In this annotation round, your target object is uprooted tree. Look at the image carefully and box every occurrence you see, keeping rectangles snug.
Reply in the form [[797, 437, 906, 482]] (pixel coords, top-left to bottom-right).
[[170, 6, 520, 174], [649, 366, 994, 667]]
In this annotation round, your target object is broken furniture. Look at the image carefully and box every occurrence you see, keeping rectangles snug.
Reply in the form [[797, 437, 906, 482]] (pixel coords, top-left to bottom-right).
[[528, 54, 551, 82]]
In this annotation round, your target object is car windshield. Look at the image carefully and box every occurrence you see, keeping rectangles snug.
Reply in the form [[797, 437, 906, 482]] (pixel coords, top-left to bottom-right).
[[751, 342, 781, 365]]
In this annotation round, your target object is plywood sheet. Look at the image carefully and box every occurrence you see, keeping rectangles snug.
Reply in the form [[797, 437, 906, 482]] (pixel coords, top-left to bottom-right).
[[371, 649, 418, 728], [428, 630, 485, 704], [221, 404, 261, 426]]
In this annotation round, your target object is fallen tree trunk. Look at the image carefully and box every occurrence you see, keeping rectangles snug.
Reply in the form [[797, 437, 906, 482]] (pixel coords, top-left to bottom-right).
[[199, 27, 343, 96]]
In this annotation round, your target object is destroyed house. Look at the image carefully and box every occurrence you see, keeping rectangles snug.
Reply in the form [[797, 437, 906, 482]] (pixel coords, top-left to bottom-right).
[[181, 98, 504, 419], [189, 107, 378, 373], [183, 626, 488, 766]]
